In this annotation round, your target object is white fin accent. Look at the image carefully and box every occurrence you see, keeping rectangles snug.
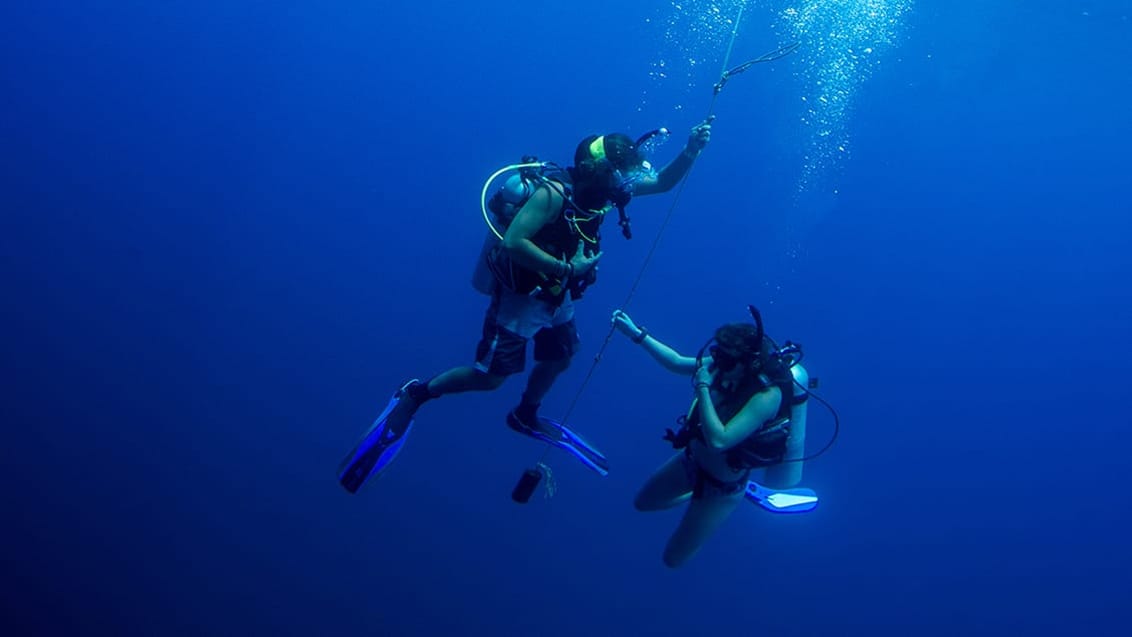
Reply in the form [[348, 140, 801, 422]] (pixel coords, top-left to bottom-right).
[[766, 492, 819, 509]]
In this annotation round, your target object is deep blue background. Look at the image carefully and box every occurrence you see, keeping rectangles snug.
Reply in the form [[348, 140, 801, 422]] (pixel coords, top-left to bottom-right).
[[3, 1, 1130, 635]]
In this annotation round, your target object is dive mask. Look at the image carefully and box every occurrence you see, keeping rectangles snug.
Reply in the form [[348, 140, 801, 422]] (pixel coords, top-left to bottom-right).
[[588, 128, 670, 198], [708, 344, 743, 373], [616, 128, 670, 192]]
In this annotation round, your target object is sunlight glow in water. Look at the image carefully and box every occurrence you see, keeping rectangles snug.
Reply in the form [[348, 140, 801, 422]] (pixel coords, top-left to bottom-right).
[[647, 0, 911, 193], [775, 0, 911, 192], [648, 1, 742, 92]]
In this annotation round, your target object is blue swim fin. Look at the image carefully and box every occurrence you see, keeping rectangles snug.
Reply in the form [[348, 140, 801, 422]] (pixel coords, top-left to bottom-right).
[[745, 481, 819, 514], [338, 382, 417, 494], [506, 411, 610, 477]]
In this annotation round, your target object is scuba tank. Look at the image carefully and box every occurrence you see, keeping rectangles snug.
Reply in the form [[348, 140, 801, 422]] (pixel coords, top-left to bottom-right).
[[470, 231, 501, 296], [762, 363, 809, 489], [471, 158, 547, 296], [490, 173, 538, 226]]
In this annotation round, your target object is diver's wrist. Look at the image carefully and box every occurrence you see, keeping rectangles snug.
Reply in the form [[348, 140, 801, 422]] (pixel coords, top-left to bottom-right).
[[553, 260, 573, 278], [631, 327, 649, 344], [681, 146, 701, 160]]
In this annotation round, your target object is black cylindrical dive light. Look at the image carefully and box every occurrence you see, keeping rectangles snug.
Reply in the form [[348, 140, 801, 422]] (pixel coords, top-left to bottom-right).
[[511, 466, 544, 503]]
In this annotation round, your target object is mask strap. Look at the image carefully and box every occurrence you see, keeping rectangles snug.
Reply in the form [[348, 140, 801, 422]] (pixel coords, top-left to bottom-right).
[[588, 136, 607, 161], [695, 337, 715, 370]]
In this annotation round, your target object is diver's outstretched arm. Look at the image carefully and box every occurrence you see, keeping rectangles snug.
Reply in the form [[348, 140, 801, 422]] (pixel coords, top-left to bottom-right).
[[611, 310, 697, 374], [634, 119, 713, 196]]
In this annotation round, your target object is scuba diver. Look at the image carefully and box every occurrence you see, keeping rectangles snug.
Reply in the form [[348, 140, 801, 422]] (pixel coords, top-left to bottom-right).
[[611, 306, 813, 568], [338, 120, 713, 494]]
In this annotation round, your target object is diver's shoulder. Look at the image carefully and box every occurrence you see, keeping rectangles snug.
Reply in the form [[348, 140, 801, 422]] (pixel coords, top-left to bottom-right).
[[533, 175, 569, 206]]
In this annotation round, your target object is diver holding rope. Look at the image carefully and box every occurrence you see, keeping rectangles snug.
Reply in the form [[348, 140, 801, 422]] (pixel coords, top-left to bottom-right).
[[337, 123, 712, 494]]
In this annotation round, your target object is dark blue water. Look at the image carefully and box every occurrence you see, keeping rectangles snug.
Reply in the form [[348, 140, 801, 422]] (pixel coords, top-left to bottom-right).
[[3, 1, 1130, 635]]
